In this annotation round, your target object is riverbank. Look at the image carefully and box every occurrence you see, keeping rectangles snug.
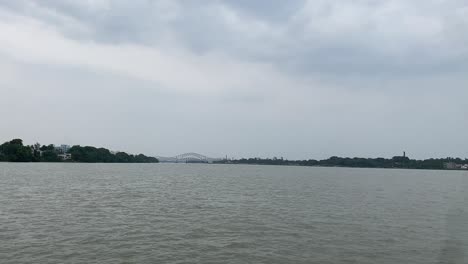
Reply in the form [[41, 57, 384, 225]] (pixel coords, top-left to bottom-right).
[[0, 139, 158, 163]]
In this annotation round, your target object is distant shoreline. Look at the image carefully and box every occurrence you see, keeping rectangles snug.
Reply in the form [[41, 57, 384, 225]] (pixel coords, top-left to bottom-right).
[[2, 161, 467, 172], [209, 163, 463, 171], [0, 138, 159, 163], [213, 156, 468, 171], [2, 138, 467, 170]]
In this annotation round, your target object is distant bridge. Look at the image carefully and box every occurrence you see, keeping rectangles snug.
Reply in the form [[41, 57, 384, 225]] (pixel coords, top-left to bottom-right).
[[157, 153, 222, 163]]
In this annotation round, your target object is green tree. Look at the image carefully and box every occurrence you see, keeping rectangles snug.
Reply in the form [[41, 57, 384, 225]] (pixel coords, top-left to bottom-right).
[[41, 150, 61, 162], [0, 139, 35, 162]]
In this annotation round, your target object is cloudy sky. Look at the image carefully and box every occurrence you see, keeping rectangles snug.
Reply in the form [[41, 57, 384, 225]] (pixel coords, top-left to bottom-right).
[[0, 0, 467, 159]]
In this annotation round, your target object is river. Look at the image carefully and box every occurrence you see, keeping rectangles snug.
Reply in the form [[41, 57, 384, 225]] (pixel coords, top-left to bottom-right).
[[1, 163, 467, 263]]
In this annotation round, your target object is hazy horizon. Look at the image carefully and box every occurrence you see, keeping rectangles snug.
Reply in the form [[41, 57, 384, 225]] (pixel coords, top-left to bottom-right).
[[1, 0, 467, 160]]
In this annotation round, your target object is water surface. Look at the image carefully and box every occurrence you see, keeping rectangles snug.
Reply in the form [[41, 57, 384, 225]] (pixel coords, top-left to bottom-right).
[[1, 163, 467, 263]]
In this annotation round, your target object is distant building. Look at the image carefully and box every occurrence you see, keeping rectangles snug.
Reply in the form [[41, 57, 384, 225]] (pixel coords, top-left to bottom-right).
[[58, 153, 72, 160], [55, 144, 71, 154], [444, 162, 466, 170]]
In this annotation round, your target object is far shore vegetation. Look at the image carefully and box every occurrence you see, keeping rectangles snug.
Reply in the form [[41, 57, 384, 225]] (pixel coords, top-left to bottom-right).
[[1, 138, 467, 170], [214, 156, 468, 170], [0, 139, 159, 163]]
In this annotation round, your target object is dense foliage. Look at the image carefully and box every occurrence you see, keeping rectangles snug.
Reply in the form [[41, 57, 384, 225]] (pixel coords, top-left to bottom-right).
[[0, 139, 37, 162], [0, 139, 158, 163], [69, 146, 158, 163], [215, 156, 468, 170]]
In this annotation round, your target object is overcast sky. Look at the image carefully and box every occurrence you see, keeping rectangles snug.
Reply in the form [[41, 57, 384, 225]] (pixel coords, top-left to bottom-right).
[[1, 0, 467, 159]]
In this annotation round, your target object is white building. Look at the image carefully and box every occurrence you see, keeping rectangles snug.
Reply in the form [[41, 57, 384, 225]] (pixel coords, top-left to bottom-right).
[[58, 153, 72, 160]]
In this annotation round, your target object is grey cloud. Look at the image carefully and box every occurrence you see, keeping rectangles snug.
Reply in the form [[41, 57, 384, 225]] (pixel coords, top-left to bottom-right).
[[222, 0, 306, 22], [3, 0, 468, 76]]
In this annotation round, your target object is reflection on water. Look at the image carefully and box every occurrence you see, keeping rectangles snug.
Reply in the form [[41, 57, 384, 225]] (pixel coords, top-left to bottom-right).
[[0, 163, 467, 264], [439, 174, 468, 264]]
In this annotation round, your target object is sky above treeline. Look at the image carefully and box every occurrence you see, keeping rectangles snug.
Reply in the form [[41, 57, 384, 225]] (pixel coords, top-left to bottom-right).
[[1, 0, 467, 159]]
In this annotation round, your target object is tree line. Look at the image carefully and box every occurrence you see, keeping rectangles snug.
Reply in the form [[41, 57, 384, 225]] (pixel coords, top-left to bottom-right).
[[215, 156, 468, 170], [0, 139, 158, 163]]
